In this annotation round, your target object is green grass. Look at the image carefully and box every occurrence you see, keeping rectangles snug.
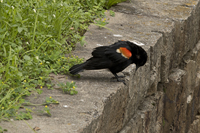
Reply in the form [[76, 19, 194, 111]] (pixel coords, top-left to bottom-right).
[[0, 0, 127, 125], [0, 0, 106, 122], [104, 0, 127, 9]]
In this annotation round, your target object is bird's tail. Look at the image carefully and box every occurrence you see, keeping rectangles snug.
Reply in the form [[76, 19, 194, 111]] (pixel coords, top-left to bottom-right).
[[69, 62, 87, 75]]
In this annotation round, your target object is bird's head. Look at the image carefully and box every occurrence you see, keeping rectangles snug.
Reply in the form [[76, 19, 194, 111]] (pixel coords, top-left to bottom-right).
[[134, 46, 148, 72]]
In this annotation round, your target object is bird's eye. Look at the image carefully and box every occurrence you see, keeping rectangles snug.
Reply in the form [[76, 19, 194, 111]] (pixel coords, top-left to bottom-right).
[[136, 55, 140, 59]]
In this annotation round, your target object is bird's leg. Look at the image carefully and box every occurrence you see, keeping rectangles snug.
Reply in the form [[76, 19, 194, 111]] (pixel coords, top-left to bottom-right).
[[111, 73, 125, 79], [113, 73, 120, 81], [111, 73, 126, 85], [116, 75, 125, 78], [112, 75, 125, 79]]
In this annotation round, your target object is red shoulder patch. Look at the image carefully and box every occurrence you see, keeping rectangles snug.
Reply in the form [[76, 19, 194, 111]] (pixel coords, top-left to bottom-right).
[[119, 47, 132, 59]]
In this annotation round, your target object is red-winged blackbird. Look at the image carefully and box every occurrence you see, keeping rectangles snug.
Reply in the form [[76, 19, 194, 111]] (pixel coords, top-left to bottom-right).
[[69, 40, 147, 83]]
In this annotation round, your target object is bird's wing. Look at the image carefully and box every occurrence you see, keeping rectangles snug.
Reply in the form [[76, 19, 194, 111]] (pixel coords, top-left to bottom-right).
[[92, 46, 108, 57], [105, 41, 133, 63]]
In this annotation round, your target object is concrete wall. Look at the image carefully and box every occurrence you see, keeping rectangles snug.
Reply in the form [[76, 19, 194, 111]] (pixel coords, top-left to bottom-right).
[[82, 0, 200, 132]]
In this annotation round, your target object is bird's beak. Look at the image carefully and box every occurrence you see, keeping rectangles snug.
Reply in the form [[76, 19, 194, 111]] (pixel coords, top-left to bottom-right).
[[134, 65, 139, 75]]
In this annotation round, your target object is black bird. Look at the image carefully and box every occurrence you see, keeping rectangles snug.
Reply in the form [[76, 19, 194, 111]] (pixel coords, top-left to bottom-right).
[[69, 40, 147, 83]]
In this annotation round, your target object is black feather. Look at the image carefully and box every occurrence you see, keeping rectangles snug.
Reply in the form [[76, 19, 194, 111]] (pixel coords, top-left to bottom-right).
[[69, 40, 147, 83], [92, 46, 108, 57], [69, 62, 87, 75]]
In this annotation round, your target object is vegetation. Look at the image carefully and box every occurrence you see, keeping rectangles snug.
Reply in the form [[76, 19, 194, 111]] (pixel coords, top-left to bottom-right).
[[104, 0, 127, 9], [0, 0, 127, 126], [57, 81, 78, 95]]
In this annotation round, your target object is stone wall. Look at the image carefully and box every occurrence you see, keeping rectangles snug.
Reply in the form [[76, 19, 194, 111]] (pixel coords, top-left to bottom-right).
[[82, 0, 200, 132]]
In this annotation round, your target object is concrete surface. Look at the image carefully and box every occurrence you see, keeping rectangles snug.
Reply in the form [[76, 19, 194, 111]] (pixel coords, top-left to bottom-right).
[[1, 0, 200, 132]]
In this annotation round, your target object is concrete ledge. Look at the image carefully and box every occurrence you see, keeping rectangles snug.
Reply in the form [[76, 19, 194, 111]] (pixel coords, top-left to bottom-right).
[[1, 0, 200, 132]]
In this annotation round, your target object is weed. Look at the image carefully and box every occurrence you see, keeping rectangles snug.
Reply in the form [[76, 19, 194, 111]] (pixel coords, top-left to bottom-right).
[[110, 10, 115, 17], [163, 118, 165, 127], [104, 0, 127, 9], [20, 96, 59, 117], [45, 96, 59, 105], [43, 105, 51, 116], [95, 18, 109, 28], [57, 81, 78, 95], [0, 126, 7, 133], [0, 0, 105, 123]]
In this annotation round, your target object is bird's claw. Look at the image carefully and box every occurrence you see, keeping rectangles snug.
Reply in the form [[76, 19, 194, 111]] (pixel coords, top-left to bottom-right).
[[111, 75, 125, 79], [110, 78, 126, 85]]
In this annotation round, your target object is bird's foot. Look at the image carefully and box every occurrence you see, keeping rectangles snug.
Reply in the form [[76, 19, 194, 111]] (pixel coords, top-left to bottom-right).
[[111, 75, 125, 79], [110, 78, 126, 85], [111, 73, 126, 85]]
